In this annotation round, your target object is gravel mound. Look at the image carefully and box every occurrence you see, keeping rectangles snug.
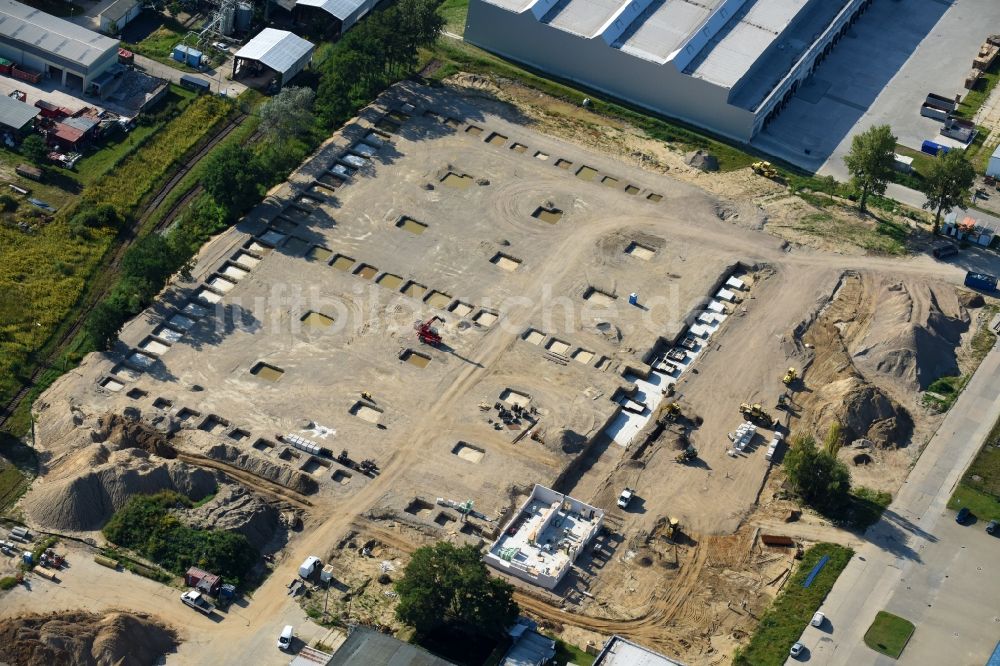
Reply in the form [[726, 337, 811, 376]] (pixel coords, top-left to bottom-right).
[[0, 610, 176, 666]]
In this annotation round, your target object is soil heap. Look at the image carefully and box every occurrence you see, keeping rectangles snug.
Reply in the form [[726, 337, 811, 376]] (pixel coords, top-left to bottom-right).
[[183, 483, 280, 550]]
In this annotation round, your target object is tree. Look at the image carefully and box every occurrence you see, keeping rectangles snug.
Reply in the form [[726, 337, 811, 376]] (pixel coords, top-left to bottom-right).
[[257, 86, 316, 143], [844, 124, 896, 213], [201, 143, 262, 215], [85, 300, 127, 351], [920, 149, 975, 234], [783, 434, 851, 514], [395, 542, 518, 638], [20, 134, 47, 165]]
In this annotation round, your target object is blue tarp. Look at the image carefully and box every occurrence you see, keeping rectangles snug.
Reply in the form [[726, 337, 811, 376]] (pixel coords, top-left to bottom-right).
[[986, 640, 1000, 666], [802, 554, 830, 589]]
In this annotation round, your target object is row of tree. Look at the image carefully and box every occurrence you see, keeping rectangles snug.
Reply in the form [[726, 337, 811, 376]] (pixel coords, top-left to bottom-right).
[[845, 124, 976, 231]]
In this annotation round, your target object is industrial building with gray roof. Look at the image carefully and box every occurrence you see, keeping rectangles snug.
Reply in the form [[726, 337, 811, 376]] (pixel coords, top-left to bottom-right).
[[233, 28, 315, 89], [0, 0, 119, 91], [465, 0, 876, 141]]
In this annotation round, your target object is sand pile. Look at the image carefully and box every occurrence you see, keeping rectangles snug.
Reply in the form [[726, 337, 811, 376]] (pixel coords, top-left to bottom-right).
[[205, 444, 319, 495], [0, 610, 176, 666], [183, 483, 280, 550], [22, 448, 217, 531], [810, 377, 912, 447], [90, 412, 177, 459]]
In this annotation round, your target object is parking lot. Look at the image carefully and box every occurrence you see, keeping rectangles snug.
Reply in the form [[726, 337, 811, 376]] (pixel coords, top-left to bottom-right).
[[752, 0, 1000, 178]]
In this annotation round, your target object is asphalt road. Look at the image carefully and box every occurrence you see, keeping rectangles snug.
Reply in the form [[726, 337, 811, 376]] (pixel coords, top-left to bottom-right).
[[788, 344, 1000, 665]]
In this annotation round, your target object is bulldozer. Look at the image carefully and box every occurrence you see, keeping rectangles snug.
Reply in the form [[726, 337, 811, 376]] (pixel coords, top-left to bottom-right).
[[782, 367, 797, 385], [740, 402, 774, 427], [751, 161, 779, 179], [675, 444, 698, 463]]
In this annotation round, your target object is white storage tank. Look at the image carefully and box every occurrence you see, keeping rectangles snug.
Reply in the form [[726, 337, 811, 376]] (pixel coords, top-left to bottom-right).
[[235, 2, 252, 31]]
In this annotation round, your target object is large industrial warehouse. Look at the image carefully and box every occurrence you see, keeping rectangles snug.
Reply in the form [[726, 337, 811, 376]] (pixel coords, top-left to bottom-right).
[[465, 0, 875, 141], [0, 0, 118, 92]]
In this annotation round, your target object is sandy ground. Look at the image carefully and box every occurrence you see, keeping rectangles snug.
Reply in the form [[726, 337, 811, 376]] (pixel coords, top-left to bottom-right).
[[6, 79, 1000, 666]]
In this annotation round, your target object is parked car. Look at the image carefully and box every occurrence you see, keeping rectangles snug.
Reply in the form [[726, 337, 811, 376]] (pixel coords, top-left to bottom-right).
[[987, 520, 998, 535], [617, 487, 634, 509], [278, 625, 293, 651], [790, 642, 804, 658], [956, 507, 971, 524], [811, 611, 825, 628]]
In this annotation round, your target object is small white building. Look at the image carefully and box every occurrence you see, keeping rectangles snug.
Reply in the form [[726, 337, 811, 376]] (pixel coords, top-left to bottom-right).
[[594, 636, 686, 666], [485, 484, 604, 590], [988, 143, 1000, 179]]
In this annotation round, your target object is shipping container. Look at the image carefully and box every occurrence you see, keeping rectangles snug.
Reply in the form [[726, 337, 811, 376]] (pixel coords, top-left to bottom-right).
[[179, 74, 210, 94], [965, 272, 997, 292], [172, 45, 203, 68], [921, 140, 950, 157], [0, 58, 12, 75]]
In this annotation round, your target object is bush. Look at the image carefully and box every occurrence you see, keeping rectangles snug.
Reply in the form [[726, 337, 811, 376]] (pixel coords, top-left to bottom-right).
[[0, 575, 17, 590], [0, 194, 18, 212]]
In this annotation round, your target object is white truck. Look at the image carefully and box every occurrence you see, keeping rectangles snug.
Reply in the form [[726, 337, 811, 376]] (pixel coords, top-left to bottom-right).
[[180, 590, 215, 615], [617, 488, 634, 509]]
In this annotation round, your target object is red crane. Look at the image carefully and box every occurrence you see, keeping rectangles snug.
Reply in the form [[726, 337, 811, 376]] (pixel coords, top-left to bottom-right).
[[415, 316, 443, 346]]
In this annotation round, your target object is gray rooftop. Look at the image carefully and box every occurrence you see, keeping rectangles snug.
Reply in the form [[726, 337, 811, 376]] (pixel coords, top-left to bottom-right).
[[0, 92, 36, 129], [99, 0, 138, 24], [234, 28, 314, 75], [593, 636, 685, 666], [0, 0, 118, 69], [328, 628, 455, 666], [617, 0, 723, 63], [295, 0, 367, 20], [543, 0, 624, 38]]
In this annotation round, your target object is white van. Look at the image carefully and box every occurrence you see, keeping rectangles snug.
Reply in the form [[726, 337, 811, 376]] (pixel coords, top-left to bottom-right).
[[278, 625, 293, 651], [298, 555, 321, 579]]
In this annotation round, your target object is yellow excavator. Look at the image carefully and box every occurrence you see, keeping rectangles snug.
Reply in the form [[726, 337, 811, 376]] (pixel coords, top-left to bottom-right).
[[740, 402, 774, 427], [782, 367, 797, 385], [752, 161, 779, 179]]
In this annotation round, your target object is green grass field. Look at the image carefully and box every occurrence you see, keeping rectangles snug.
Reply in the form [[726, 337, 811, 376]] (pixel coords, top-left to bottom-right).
[[790, 212, 909, 256], [954, 59, 1000, 120], [863, 611, 914, 658], [734, 543, 854, 666], [439, 0, 469, 33], [948, 410, 1000, 522]]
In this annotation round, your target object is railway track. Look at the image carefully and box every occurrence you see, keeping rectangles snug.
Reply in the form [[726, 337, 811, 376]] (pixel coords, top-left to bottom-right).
[[0, 112, 248, 433]]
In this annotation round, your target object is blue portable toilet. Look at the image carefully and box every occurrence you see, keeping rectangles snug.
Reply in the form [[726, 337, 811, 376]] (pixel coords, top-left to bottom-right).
[[628, 292, 638, 306], [21, 551, 32, 566]]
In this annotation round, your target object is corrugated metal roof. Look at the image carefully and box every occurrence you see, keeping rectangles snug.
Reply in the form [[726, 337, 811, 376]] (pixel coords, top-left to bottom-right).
[[328, 628, 455, 666], [0, 93, 37, 129], [0, 0, 118, 69], [594, 636, 685, 666], [234, 28, 314, 76], [99, 0, 137, 24], [295, 0, 366, 21]]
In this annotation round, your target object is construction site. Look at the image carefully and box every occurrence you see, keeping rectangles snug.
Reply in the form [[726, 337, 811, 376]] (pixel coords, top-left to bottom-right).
[[1, 76, 995, 665]]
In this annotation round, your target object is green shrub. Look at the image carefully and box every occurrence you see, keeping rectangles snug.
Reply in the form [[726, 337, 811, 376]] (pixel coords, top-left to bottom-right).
[[0, 575, 18, 590]]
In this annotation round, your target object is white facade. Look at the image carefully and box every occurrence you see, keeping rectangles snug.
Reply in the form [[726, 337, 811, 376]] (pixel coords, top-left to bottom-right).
[[465, 0, 876, 141]]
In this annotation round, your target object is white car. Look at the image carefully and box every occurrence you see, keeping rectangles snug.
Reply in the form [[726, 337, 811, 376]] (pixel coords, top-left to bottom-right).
[[278, 625, 293, 651], [617, 488, 634, 509], [789, 642, 804, 658], [811, 611, 825, 627]]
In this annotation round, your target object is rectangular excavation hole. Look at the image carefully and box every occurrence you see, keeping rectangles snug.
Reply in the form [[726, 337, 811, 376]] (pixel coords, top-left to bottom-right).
[[307, 246, 333, 262], [375, 117, 400, 132], [422, 109, 441, 121], [194, 288, 222, 305], [400, 349, 431, 368], [647, 193, 663, 202], [303, 456, 332, 475], [198, 414, 229, 433], [485, 132, 507, 146], [444, 117, 461, 128], [350, 401, 383, 424], [221, 263, 250, 280], [301, 311, 335, 329], [258, 229, 287, 246], [250, 362, 284, 381], [331, 254, 355, 271], [354, 264, 378, 280], [182, 301, 210, 318], [451, 442, 484, 463], [510, 142, 528, 153], [318, 173, 344, 189], [341, 154, 366, 169], [534, 151, 549, 160], [572, 348, 595, 364], [352, 142, 377, 158], [126, 388, 148, 400], [583, 287, 616, 306], [138, 337, 170, 356], [252, 438, 275, 454], [232, 251, 262, 269], [283, 237, 309, 256], [625, 241, 656, 260], [449, 301, 473, 317], [424, 290, 452, 309], [126, 351, 157, 370], [490, 252, 521, 271], [111, 364, 140, 381], [460, 523, 481, 535], [228, 428, 250, 442], [272, 217, 298, 233], [364, 131, 387, 146], [576, 165, 598, 181], [207, 276, 236, 293], [402, 281, 427, 299], [434, 512, 457, 526], [555, 158, 572, 169], [100, 377, 124, 391], [465, 125, 483, 136], [311, 184, 336, 199], [376, 273, 404, 289], [244, 240, 272, 255], [152, 397, 173, 410], [278, 447, 301, 461], [297, 194, 320, 206], [499, 388, 531, 407], [388, 110, 409, 122], [473, 309, 498, 327], [601, 176, 619, 187], [176, 407, 201, 422], [331, 163, 354, 178], [531, 206, 563, 224], [625, 185, 640, 195], [546, 338, 571, 355], [151, 325, 184, 344], [440, 172, 473, 189], [396, 216, 428, 233], [522, 328, 545, 345], [332, 469, 352, 484], [167, 313, 196, 331], [595, 356, 611, 370], [404, 498, 434, 517]]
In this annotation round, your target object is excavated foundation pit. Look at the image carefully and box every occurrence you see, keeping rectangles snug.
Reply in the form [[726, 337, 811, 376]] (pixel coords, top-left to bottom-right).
[[572, 348, 595, 364], [451, 442, 485, 463], [232, 251, 262, 269], [532, 206, 563, 224], [331, 254, 355, 271], [138, 337, 170, 356], [198, 414, 229, 433], [449, 301, 473, 317], [307, 246, 333, 262], [602, 176, 619, 187], [250, 362, 284, 381], [112, 364, 140, 382], [176, 407, 201, 422], [473, 310, 498, 326], [534, 151, 549, 161], [555, 159, 572, 169], [490, 252, 521, 271], [222, 263, 250, 280], [332, 469, 352, 484], [499, 388, 531, 407], [424, 290, 452, 309], [465, 125, 483, 136], [151, 325, 183, 344], [583, 287, 617, 305], [522, 329, 545, 345], [485, 132, 507, 146], [400, 349, 431, 368], [126, 388, 147, 400], [100, 377, 124, 391], [546, 338, 571, 355], [253, 438, 276, 454], [350, 401, 382, 423], [576, 166, 598, 181], [434, 512, 456, 526], [626, 241, 656, 260], [441, 172, 474, 189], [228, 428, 250, 441], [152, 397, 173, 410], [402, 281, 427, 299], [303, 457, 332, 475], [404, 498, 434, 517], [258, 229, 287, 247], [625, 185, 640, 195], [376, 273, 404, 289], [354, 264, 378, 280], [301, 311, 335, 329], [444, 117, 461, 128], [396, 216, 428, 233], [647, 193, 663, 202], [283, 237, 310, 255], [244, 240, 272, 255], [510, 143, 527, 153]]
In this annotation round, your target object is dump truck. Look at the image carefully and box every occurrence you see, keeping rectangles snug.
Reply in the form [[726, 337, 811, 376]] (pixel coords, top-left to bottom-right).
[[180, 590, 215, 615]]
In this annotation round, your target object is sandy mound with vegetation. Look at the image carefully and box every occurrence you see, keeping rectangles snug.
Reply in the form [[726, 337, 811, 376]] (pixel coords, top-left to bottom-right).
[[183, 483, 280, 550], [0, 610, 176, 666]]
